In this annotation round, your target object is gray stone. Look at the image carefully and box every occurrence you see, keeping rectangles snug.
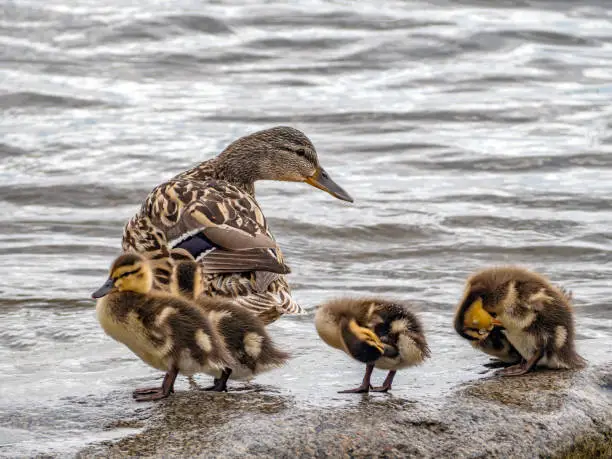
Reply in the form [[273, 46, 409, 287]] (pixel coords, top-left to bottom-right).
[[77, 364, 611, 458]]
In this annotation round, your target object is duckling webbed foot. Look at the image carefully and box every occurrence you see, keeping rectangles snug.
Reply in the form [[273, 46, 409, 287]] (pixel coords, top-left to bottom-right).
[[483, 360, 520, 369], [133, 387, 165, 396], [203, 369, 232, 392], [338, 384, 372, 394], [495, 363, 529, 376], [495, 349, 543, 377], [339, 363, 374, 394], [133, 368, 178, 402], [133, 388, 172, 401], [371, 370, 396, 393]]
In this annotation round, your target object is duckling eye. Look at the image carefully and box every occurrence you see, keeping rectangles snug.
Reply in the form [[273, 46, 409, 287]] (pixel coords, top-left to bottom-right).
[[116, 267, 141, 279]]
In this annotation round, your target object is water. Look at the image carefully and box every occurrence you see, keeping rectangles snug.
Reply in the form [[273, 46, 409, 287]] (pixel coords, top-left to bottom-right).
[[1, 0, 612, 456]]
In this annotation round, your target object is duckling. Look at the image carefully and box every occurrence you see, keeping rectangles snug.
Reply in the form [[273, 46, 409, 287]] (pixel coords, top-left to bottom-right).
[[170, 259, 290, 391], [315, 298, 430, 393], [122, 126, 354, 325], [459, 266, 586, 376], [91, 253, 234, 401], [454, 292, 522, 366]]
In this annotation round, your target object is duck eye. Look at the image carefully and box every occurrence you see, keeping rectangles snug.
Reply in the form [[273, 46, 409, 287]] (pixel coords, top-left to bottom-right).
[[295, 148, 307, 157]]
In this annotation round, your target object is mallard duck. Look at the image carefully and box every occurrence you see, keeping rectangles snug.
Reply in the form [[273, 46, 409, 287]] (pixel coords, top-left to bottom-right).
[[170, 259, 290, 390], [458, 266, 586, 376], [122, 126, 353, 325], [315, 298, 430, 393], [92, 253, 290, 400], [454, 290, 522, 366]]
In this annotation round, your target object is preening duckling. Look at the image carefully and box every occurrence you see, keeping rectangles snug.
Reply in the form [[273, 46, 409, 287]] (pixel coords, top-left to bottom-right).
[[171, 259, 290, 391], [458, 266, 586, 376], [92, 253, 234, 401], [315, 298, 430, 393], [454, 292, 522, 366]]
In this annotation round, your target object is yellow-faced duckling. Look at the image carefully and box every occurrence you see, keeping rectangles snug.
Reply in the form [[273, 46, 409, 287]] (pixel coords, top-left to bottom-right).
[[92, 253, 237, 401], [315, 298, 430, 393], [457, 266, 586, 376], [170, 259, 290, 389], [122, 126, 353, 325], [454, 290, 522, 367]]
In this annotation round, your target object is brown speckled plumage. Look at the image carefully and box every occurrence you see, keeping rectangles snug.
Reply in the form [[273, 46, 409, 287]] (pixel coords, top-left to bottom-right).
[[122, 126, 351, 323]]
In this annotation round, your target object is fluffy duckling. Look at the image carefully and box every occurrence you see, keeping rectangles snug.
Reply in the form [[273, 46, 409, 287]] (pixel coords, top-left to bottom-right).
[[315, 298, 430, 393], [454, 291, 522, 366], [170, 259, 290, 391], [458, 266, 586, 376], [92, 253, 234, 401]]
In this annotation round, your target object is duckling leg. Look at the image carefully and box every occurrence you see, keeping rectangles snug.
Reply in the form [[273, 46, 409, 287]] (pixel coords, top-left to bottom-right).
[[133, 367, 178, 402], [495, 348, 543, 377], [203, 368, 232, 392], [371, 370, 396, 393], [133, 371, 176, 396], [339, 363, 374, 394]]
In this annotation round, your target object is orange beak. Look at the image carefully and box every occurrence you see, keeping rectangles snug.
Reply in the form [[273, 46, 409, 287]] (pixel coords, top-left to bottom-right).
[[305, 167, 353, 202]]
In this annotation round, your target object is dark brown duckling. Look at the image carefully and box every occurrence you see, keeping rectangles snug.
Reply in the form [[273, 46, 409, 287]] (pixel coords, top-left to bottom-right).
[[458, 266, 586, 376], [170, 260, 290, 391], [315, 297, 430, 393]]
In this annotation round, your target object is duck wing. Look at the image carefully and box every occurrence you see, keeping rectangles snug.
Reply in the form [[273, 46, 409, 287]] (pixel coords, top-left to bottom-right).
[[127, 179, 289, 275]]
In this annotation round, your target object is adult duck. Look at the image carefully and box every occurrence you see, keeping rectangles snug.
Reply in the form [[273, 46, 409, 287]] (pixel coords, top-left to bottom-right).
[[122, 126, 353, 324]]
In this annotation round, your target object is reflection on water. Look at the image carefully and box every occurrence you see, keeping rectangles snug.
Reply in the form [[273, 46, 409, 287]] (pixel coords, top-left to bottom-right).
[[1, 0, 612, 456]]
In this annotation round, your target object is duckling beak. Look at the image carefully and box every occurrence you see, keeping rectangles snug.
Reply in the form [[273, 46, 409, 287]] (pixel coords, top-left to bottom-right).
[[461, 328, 483, 340], [305, 167, 353, 203], [491, 318, 503, 327], [92, 278, 115, 299]]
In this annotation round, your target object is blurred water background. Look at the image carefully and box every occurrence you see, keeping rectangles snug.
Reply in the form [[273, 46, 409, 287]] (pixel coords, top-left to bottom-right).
[[1, 0, 611, 455]]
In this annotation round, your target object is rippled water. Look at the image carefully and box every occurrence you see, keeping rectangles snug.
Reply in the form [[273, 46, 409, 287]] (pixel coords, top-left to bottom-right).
[[2, 0, 612, 456]]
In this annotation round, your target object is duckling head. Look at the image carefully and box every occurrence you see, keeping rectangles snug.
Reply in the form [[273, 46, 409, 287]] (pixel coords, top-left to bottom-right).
[[461, 297, 500, 339], [216, 126, 353, 202], [340, 318, 385, 363], [92, 253, 153, 298], [455, 271, 508, 340]]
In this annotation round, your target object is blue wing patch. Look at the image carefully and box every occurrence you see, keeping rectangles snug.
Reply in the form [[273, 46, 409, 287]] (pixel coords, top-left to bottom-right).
[[175, 233, 216, 259]]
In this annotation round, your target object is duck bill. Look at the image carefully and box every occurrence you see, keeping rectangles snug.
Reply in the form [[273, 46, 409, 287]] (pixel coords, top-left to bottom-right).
[[341, 319, 384, 363], [92, 278, 115, 299], [455, 292, 492, 341], [305, 167, 353, 203]]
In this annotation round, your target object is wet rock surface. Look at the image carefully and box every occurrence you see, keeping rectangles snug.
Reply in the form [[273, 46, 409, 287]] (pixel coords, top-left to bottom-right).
[[77, 364, 611, 458]]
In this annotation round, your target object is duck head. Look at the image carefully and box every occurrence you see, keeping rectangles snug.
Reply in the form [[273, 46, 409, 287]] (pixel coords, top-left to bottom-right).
[[214, 126, 353, 202]]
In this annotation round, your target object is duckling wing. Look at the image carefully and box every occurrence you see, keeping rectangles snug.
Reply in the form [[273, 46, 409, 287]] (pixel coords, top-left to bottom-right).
[[135, 180, 289, 275]]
